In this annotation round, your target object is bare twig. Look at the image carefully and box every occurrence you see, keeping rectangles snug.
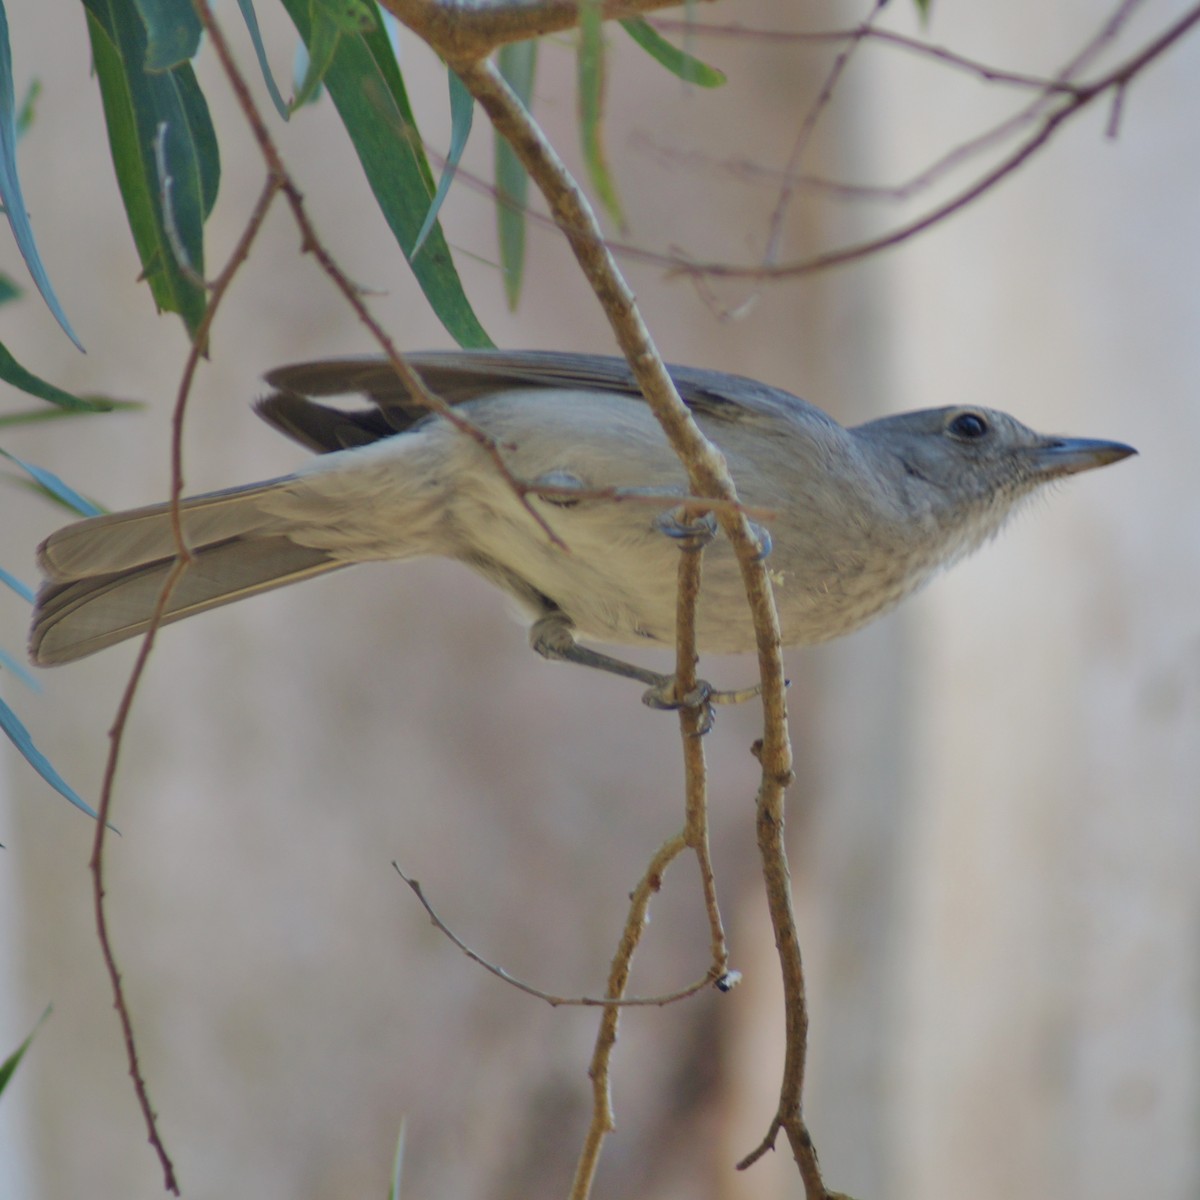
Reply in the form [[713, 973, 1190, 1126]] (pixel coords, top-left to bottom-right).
[[762, 0, 887, 268], [648, 18, 1089, 95], [394, 864, 723, 1007], [659, 0, 1198, 284], [567, 829, 690, 1200], [89, 161, 283, 1200]]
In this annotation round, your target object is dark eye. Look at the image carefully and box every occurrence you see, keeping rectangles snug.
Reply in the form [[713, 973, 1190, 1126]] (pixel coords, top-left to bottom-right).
[[948, 411, 989, 440]]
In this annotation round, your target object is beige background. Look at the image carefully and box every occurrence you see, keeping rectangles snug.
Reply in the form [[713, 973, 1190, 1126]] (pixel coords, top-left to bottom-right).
[[0, 3, 1195, 1199]]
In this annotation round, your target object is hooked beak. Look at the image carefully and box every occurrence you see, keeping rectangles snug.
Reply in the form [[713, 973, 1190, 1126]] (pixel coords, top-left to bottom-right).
[[1031, 436, 1137, 478]]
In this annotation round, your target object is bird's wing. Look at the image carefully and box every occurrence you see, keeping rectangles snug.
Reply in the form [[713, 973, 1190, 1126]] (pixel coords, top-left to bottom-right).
[[258, 351, 814, 454]]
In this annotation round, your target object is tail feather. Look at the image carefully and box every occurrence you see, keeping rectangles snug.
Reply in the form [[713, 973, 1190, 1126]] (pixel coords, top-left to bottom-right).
[[30, 480, 344, 665], [37, 478, 293, 581]]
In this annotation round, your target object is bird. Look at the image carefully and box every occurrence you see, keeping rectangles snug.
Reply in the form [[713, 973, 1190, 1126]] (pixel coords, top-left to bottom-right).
[[29, 350, 1135, 705]]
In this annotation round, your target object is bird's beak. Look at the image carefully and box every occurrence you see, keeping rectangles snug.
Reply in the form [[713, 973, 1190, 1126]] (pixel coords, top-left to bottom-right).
[[1032, 436, 1137, 477]]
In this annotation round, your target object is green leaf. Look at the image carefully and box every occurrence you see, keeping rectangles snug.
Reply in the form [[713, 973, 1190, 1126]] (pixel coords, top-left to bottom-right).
[[411, 69, 473, 258], [388, 1118, 407, 1200], [133, 0, 202, 71], [619, 18, 725, 87], [0, 272, 20, 305], [0, 3, 83, 349], [279, 0, 492, 348], [0, 1008, 51, 1098], [495, 41, 536, 310], [0, 341, 114, 410], [83, 0, 219, 339], [577, 0, 623, 227], [912, 0, 932, 20], [0, 695, 100, 820], [15, 76, 37, 136], [0, 397, 138, 427], [234, 0, 289, 120], [316, 0, 375, 35]]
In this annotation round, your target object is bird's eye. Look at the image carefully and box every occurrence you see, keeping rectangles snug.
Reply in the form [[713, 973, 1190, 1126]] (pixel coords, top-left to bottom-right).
[[948, 411, 989, 440]]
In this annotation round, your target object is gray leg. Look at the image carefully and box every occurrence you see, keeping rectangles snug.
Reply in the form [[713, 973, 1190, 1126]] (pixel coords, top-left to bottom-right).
[[529, 612, 762, 720]]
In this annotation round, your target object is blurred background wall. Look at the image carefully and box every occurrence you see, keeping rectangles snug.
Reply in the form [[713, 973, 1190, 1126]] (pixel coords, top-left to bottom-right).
[[0, 2, 1195, 1199]]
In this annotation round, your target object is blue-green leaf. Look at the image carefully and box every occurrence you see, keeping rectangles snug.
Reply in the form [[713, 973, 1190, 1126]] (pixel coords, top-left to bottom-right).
[[0, 646, 40, 691], [0, 696, 99, 820], [412, 69, 473, 258], [0, 449, 104, 516], [619, 18, 725, 87], [0, 3, 83, 349], [133, 0, 202, 71], [495, 40, 536, 310], [235, 0, 289, 120], [0, 565, 33, 604]]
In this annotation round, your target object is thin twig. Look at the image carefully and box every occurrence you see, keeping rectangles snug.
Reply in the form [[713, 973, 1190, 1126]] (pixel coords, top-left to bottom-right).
[[669, 519, 727, 966], [394, 864, 723, 1006], [648, 18, 1089, 94], [762, 0, 887, 268], [567, 830, 691, 1200], [88, 161, 283, 1200]]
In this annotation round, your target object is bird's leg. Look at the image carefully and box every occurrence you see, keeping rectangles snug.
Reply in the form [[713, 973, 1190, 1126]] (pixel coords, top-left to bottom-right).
[[529, 613, 762, 721]]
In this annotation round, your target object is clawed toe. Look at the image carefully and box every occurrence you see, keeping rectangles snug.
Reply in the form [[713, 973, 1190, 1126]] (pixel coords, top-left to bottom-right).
[[655, 507, 718, 549]]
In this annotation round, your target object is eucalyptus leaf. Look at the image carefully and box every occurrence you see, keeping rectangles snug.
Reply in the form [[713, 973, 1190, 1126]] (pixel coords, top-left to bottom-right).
[[133, 0, 202, 71], [411, 69, 473, 258], [619, 18, 725, 87], [0, 696, 100, 820], [577, 0, 623, 227], [0, 341, 112, 410], [495, 41, 536, 310], [279, 0, 491, 347], [83, 0, 218, 338], [0, 3, 83, 349]]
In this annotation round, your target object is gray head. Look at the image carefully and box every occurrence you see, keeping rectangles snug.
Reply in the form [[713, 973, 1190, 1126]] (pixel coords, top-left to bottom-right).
[[851, 404, 1136, 568]]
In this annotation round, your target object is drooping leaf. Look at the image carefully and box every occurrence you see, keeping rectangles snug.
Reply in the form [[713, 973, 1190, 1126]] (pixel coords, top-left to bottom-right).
[[388, 1119, 407, 1200], [0, 565, 33, 604], [0, 645, 40, 691], [0, 2, 83, 349], [619, 18, 725, 87], [0, 449, 105, 516], [0, 397, 139, 428], [132, 0, 202, 71], [495, 40, 536, 310], [0, 696, 100, 820], [0, 341, 113, 411], [411, 69, 473, 258], [83, 0, 219, 339], [279, 0, 492, 347], [577, 0, 623, 227], [0, 1008, 51, 1098], [235, 0, 290, 119]]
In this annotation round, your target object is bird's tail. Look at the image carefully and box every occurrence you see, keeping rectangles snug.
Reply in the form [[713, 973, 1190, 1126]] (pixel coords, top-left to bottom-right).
[[30, 478, 344, 665]]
